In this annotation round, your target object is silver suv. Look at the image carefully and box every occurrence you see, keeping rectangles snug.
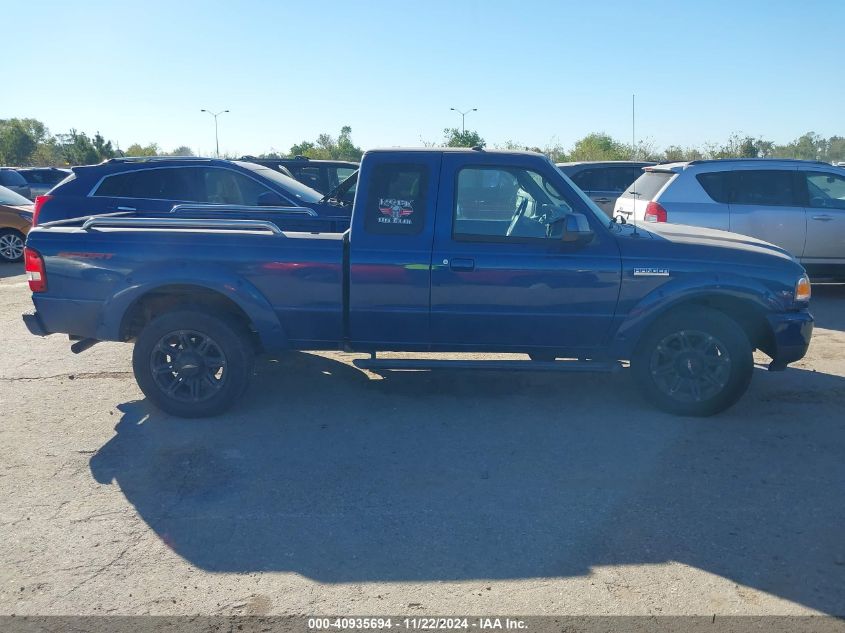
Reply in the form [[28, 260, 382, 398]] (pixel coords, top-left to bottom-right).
[[614, 158, 845, 279]]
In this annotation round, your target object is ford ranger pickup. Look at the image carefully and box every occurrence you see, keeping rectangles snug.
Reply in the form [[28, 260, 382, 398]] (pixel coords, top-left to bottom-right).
[[22, 148, 814, 417]]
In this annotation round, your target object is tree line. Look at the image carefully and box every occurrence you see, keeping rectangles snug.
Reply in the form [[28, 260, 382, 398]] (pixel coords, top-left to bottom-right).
[[1, 117, 843, 167]]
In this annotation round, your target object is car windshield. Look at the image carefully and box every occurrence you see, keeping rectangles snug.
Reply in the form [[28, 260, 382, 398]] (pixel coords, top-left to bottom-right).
[[0, 184, 33, 206], [236, 163, 323, 204]]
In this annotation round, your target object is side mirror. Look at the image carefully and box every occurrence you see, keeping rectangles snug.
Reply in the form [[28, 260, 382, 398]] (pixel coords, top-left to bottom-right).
[[257, 191, 285, 206], [561, 213, 595, 244]]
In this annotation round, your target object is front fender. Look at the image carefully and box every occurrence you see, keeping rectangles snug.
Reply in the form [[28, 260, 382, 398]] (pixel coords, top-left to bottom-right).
[[96, 261, 289, 351], [610, 272, 788, 358]]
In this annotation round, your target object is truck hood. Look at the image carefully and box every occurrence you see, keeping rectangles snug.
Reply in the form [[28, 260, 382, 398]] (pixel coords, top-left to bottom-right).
[[633, 221, 797, 263]]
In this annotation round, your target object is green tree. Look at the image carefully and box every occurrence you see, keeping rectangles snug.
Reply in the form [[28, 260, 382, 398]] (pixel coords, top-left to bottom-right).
[[57, 130, 100, 165], [443, 127, 485, 148], [567, 133, 629, 161], [125, 142, 160, 157], [289, 126, 363, 161], [163, 145, 195, 156], [92, 132, 116, 160], [0, 119, 38, 165]]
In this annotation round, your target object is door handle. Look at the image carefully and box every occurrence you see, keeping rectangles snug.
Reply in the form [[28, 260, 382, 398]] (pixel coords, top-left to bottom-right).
[[116, 206, 137, 211], [594, 197, 611, 203], [812, 215, 833, 221], [449, 257, 475, 272]]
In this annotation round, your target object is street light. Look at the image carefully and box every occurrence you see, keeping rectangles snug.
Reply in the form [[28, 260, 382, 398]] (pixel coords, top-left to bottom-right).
[[450, 107, 477, 134], [200, 109, 229, 158]]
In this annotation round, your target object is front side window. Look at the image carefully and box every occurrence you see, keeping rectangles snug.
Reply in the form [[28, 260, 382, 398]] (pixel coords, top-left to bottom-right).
[[328, 167, 357, 191], [202, 168, 275, 205], [454, 166, 574, 240], [731, 170, 798, 207], [805, 171, 845, 210], [364, 163, 428, 235]]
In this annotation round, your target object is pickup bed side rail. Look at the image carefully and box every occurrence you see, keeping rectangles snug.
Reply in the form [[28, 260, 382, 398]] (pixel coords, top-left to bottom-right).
[[81, 216, 284, 234], [168, 203, 318, 216]]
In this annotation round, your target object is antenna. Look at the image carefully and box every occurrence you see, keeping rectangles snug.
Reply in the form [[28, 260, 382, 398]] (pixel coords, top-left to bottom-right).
[[631, 93, 639, 236]]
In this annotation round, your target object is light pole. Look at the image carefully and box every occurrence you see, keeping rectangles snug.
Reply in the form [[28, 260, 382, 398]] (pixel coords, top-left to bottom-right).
[[450, 107, 477, 134], [200, 109, 229, 158]]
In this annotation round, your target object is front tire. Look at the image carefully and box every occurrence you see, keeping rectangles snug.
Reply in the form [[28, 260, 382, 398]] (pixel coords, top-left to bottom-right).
[[132, 310, 254, 418], [0, 229, 25, 263], [632, 307, 753, 417]]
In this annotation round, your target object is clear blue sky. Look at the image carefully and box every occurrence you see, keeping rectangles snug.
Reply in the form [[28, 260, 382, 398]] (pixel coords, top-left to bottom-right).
[[5, 0, 843, 156]]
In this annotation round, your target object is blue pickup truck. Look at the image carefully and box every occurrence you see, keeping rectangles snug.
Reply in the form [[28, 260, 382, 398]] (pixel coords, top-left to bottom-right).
[[22, 148, 813, 418]]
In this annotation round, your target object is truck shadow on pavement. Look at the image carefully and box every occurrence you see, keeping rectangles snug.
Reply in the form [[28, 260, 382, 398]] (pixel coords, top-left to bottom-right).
[[90, 352, 845, 614]]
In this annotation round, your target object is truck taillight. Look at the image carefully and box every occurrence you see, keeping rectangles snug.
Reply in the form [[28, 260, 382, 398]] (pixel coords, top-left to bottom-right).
[[33, 195, 52, 225], [644, 201, 668, 223], [24, 248, 47, 292]]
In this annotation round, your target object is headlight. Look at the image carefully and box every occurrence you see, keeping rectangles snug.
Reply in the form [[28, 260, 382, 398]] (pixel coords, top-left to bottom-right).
[[795, 274, 811, 303]]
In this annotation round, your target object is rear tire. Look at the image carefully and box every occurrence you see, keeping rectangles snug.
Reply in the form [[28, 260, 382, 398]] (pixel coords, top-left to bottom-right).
[[132, 309, 254, 418], [0, 229, 25, 263], [632, 307, 753, 417]]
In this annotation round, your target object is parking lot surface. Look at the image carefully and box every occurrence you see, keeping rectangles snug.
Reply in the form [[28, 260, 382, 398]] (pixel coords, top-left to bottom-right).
[[1, 264, 844, 616]]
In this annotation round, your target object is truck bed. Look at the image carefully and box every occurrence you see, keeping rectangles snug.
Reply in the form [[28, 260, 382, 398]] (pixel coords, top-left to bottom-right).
[[28, 210, 348, 348]]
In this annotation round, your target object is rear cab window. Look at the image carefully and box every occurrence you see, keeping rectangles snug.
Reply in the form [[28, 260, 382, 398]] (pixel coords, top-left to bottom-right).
[[363, 163, 428, 235]]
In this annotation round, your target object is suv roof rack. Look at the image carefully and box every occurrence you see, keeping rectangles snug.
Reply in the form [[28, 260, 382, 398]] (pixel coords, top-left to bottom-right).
[[686, 158, 832, 167], [104, 156, 214, 164]]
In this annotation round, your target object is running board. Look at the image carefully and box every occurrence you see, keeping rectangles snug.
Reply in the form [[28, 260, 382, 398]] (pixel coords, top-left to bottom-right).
[[352, 357, 623, 373]]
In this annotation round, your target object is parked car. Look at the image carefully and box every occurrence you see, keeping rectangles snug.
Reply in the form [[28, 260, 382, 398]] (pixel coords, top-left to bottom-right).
[[14, 167, 71, 199], [558, 161, 655, 216], [0, 185, 34, 262], [23, 149, 812, 418], [614, 159, 845, 280], [0, 168, 32, 200], [32, 156, 348, 226], [240, 156, 359, 195]]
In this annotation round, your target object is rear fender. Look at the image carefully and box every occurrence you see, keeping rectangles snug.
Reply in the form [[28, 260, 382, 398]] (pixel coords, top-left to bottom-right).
[[610, 273, 785, 358], [97, 262, 288, 351]]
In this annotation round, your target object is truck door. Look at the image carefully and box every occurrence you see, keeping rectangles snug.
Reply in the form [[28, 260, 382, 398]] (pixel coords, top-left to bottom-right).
[[347, 152, 441, 348], [430, 154, 622, 353]]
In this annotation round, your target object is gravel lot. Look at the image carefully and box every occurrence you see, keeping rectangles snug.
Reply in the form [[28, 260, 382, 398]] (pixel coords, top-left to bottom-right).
[[1, 264, 844, 616]]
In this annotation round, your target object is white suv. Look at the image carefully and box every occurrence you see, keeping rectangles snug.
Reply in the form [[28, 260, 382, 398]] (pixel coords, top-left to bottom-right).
[[614, 159, 845, 279]]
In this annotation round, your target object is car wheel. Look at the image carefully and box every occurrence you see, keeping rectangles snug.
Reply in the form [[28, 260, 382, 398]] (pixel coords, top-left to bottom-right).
[[132, 309, 255, 418], [0, 229, 25, 263], [632, 307, 753, 417]]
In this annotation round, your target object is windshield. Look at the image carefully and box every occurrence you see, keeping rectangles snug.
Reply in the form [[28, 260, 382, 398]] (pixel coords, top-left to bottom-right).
[[0, 185, 33, 206], [236, 163, 323, 204]]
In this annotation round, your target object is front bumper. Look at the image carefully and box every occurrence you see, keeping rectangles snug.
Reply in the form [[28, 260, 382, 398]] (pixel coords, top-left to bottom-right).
[[22, 311, 49, 337], [766, 310, 813, 370]]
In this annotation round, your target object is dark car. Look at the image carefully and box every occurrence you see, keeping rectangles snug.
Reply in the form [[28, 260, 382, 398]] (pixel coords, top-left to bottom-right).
[[557, 161, 656, 217], [240, 156, 358, 195], [15, 167, 71, 199], [33, 156, 346, 225], [0, 168, 32, 200]]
